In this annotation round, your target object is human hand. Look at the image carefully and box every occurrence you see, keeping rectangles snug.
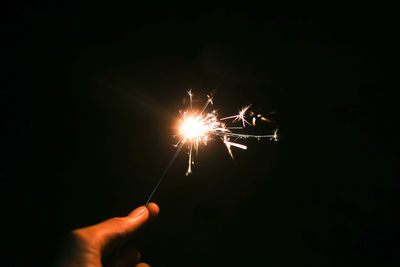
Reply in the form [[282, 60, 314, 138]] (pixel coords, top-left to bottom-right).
[[57, 202, 159, 267]]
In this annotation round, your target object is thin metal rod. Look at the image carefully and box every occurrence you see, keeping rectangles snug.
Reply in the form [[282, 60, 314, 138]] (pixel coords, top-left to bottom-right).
[[145, 142, 185, 205]]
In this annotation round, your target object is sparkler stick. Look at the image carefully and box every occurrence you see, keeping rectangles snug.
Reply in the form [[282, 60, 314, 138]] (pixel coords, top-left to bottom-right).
[[145, 142, 185, 205], [145, 91, 278, 204]]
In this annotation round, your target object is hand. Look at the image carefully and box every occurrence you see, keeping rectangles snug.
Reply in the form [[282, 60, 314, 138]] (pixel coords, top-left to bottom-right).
[[57, 203, 159, 267]]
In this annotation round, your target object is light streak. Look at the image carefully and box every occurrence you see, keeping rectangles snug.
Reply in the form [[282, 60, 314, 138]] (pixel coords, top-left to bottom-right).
[[145, 91, 278, 204]]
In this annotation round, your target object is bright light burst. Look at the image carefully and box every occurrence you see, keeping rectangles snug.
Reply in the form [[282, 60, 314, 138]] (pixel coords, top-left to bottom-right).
[[176, 90, 278, 176], [145, 90, 278, 204]]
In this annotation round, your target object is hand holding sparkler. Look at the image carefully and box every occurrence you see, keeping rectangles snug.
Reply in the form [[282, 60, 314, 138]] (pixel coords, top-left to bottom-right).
[[57, 203, 159, 267]]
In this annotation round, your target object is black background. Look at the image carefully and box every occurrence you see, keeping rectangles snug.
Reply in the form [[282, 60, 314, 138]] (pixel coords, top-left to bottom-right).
[[2, 2, 398, 266]]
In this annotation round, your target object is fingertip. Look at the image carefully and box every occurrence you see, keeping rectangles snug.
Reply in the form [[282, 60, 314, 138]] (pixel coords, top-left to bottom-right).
[[146, 202, 160, 218], [127, 203, 158, 223], [135, 263, 150, 267]]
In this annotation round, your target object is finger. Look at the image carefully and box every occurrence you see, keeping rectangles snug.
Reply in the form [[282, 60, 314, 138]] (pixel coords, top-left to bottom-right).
[[97, 206, 150, 252], [107, 246, 141, 267], [135, 263, 150, 267]]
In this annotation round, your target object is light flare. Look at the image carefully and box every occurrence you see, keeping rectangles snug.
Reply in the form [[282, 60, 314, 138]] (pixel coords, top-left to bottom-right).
[[180, 116, 206, 141]]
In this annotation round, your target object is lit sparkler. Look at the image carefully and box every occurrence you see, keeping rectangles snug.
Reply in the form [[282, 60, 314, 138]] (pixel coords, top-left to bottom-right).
[[145, 91, 278, 204]]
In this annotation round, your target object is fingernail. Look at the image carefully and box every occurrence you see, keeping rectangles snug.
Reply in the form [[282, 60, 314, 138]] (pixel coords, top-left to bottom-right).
[[130, 206, 147, 217]]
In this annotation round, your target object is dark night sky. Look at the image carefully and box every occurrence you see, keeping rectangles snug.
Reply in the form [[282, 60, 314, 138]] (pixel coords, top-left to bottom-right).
[[2, 2, 398, 266]]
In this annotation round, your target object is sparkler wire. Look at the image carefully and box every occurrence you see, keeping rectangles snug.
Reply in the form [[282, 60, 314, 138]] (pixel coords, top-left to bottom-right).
[[145, 142, 185, 205]]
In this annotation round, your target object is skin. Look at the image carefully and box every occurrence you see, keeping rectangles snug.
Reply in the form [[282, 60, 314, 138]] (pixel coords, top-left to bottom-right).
[[57, 202, 160, 267]]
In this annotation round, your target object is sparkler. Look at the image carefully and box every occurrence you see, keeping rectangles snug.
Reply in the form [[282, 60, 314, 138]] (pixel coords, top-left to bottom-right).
[[145, 90, 278, 204]]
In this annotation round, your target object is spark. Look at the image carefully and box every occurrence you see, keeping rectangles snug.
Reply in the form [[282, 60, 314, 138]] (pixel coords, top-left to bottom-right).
[[223, 135, 247, 159], [145, 91, 278, 204], [188, 89, 193, 109], [220, 104, 252, 127], [271, 128, 279, 142], [177, 92, 277, 175]]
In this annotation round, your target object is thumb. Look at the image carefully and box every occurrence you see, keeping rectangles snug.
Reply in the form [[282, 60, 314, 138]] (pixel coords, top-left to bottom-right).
[[88, 203, 159, 254]]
